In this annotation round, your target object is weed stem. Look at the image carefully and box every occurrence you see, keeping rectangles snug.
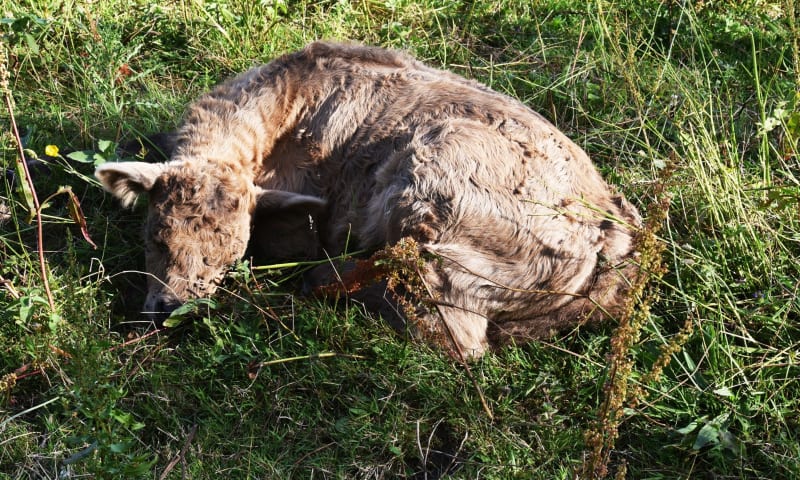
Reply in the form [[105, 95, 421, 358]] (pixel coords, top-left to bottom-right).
[[0, 49, 55, 312]]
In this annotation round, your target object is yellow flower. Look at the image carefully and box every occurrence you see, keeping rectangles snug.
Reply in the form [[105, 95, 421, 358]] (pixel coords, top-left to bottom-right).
[[45, 145, 59, 157]]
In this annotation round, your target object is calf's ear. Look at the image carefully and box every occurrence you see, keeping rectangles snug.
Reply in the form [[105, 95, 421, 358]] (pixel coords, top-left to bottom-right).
[[95, 162, 166, 207]]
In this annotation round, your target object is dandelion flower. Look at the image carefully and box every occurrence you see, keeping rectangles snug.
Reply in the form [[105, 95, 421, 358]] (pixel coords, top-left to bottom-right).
[[45, 145, 59, 157]]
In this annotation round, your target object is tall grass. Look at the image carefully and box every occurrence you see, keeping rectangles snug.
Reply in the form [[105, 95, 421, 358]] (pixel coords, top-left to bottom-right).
[[2, 0, 798, 478]]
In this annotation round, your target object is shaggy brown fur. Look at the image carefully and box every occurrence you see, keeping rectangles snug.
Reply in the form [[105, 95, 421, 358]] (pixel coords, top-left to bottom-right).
[[96, 41, 641, 358]]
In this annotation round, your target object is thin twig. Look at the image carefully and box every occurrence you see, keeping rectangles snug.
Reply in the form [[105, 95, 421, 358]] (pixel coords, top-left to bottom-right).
[[253, 352, 366, 369], [159, 424, 198, 480], [249, 249, 366, 271], [106, 327, 166, 352], [0, 396, 61, 431], [292, 442, 336, 468]]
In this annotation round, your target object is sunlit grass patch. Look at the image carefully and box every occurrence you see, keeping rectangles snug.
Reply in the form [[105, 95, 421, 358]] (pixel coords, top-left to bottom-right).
[[1, 0, 798, 478]]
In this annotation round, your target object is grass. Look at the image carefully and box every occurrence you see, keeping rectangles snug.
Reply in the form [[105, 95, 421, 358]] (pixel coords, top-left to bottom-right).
[[1, 0, 799, 478]]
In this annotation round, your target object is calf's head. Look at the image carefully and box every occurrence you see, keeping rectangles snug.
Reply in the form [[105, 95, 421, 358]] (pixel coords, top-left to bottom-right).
[[95, 161, 325, 319]]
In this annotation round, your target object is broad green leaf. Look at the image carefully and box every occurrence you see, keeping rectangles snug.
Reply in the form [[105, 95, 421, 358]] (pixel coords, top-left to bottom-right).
[[108, 442, 130, 453], [676, 418, 702, 435], [110, 410, 133, 426], [122, 456, 157, 476], [692, 422, 719, 450], [48, 312, 63, 330], [66, 150, 104, 164], [17, 295, 47, 325], [14, 157, 36, 222], [713, 386, 733, 397], [786, 111, 800, 138], [59, 186, 98, 249], [163, 298, 218, 327], [23, 33, 39, 54], [98, 139, 114, 153], [18, 296, 34, 324], [162, 316, 184, 328], [682, 350, 697, 370]]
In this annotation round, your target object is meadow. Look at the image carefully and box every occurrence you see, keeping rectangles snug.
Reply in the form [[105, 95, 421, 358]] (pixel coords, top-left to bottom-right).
[[1, 0, 799, 478]]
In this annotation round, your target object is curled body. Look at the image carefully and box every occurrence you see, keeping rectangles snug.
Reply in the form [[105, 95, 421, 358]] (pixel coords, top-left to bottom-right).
[[96, 41, 641, 358]]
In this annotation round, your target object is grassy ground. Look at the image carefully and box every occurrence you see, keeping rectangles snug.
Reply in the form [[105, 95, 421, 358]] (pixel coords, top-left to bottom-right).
[[1, 0, 799, 478]]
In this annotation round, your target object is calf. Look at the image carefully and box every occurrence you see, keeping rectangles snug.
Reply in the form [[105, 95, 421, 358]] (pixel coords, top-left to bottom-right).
[[96, 41, 641, 358]]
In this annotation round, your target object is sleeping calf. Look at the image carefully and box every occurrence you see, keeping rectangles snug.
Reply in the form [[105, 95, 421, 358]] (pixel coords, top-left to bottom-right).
[[96, 41, 641, 358]]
